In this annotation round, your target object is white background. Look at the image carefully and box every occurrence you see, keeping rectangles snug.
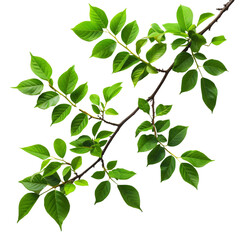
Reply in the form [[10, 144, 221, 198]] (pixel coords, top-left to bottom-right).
[[1, 0, 240, 239]]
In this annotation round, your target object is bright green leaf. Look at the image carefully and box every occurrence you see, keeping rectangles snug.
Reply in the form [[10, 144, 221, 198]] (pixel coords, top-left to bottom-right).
[[103, 82, 122, 102], [136, 39, 147, 55], [135, 121, 152, 137], [64, 183, 76, 195], [96, 130, 113, 139], [13, 79, 44, 95], [137, 134, 158, 152], [203, 59, 227, 76], [105, 108, 118, 115], [22, 144, 50, 160], [71, 156, 82, 170], [107, 160, 117, 170], [89, 5, 108, 28], [121, 20, 139, 45], [180, 163, 199, 189], [90, 94, 100, 105], [91, 39, 117, 59], [211, 35, 226, 46], [92, 121, 102, 136], [138, 98, 150, 114], [197, 12, 214, 26], [194, 53, 207, 60], [71, 113, 88, 136], [171, 38, 187, 50], [168, 126, 188, 147], [109, 168, 136, 180], [163, 23, 181, 34], [92, 104, 100, 114], [75, 179, 88, 186], [181, 69, 198, 93], [51, 104, 72, 125], [160, 156, 176, 181], [146, 43, 167, 63], [147, 145, 165, 166], [156, 104, 172, 116], [35, 91, 60, 109], [95, 181, 111, 204], [62, 166, 71, 182], [43, 162, 62, 178], [110, 9, 126, 35], [177, 5, 193, 32], [41, 159, 51, 170], [54, 138, 66, 158], [132, 63, 148, 86], [70, 82, 88, 104], [155, 120, 170, 132]]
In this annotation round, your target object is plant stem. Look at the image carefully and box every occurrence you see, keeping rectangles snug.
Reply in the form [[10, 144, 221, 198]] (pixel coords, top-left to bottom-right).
[[190, 48, 203, 78]]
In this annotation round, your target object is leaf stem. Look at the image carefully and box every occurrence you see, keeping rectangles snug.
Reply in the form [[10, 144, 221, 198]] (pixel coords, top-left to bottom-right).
[[190, 48, 203, 78]]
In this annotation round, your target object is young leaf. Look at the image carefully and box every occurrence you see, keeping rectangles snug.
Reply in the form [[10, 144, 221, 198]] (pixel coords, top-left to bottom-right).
[[176, 5, 193, 32], [201, 77, 218, 112], [163, 23, 181, 34], [137, 134, 158, 152], [51, 104, 72, 125], [197, 12, 214, 26], [189, 31, 207, 52], [146, 43, 167, 63], [72, 21, 103, 42], [156, 104, 172, 116], [105, 108, 118, 115], [138, 98, 150, 114], [131, 63, 148, 86], [54, 138, 66, 158], [95, 181, 111, 204], [194, 53, 207, 60], [148, 23, 165, 42], [117, 185, 141, 211], [203, 59, 227, 76], [92, 105, 100, 114], [155, 120, 170, 132], [160, 156, 176, 181], [71, 156, 82, 170], [179, 163, 199, 189], [181, 69, 198, 93], [21, 144, 50, 160], [211, 35, 226, 46], [147, 145, 165, 166], [107, 160, 117, 170], [71, 113, 88, 136], [44, 190, 70, 230], [92, 171, 105, 180], [103, 82, 122, 102], [96, 130, 113, 139], [13, 79, 44, 95], [136, 38, 147, 55], [75, 179, 89, 186], [168, 126, 188, 147], [70, 82, 88, 104], [109, 168, 136, 180], [43, 162, 62, 178], [35, 91, 60, 109], [110, 9, 127, 35], [18, 193, 39, 222], [135, 121, 152, 137], [64, 183, 76, 195], [171, 38, 187, 50], [173, 52, 193, 72], [30, 53, 52, 81], [58, 66, 78, 95], [146, 65, 158, 74], [91, 39, 117, 59], [121, 21, 139, 45], [92, 121, 102, 136], [90, 94, 100, 105], [89, 5, 108, 28]]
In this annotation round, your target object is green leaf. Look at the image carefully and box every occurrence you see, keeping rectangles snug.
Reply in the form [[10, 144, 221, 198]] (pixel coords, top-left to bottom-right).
[[107, 160, 117, 170], [147, 145, 165, 166], [179, 163, 199, 189], [181, 150, 213, 167], [136, 38, 147, 55], [163, 23, 181, 34], [22, 144, 50, 160], [44, 172, 61, 186], [41, 159, 51, 170], [173, 52, 193, 73], [189, 31, 207, 52], [62, 166, 71, 181], [110, 9, 126, 35], [70, 82, 88, 104], [18, 193, 39, 222], [13, 79, 44, 95], [146, 65, 158, 74], [171, 38, 187, 50], [158, 134, 167, 143], [138, 98, 150, 114], [146, 43, 167, 63], [121, 20, 139, 45], [176, 5, 193, 32], [160, 156, 176, 181], [51, 104, 72, 125], [91, 39, 117, 59], [201, 77, 218, 112], [148, 23, 165, 42], [35, 91, 60, 109], [135, 121, 152, 137], [105, 108, 118, 115], [44, 190, 70, 230], [211, 35, 226, 46], [54, 138, 66, 158], [103, 82, 122, 102], [109, 168, 136, 180], [90, 94, 100, 105], [72, 21, 103, 42], [137, 134, 158, 152], [30, 53, 52, 81], [131, 63, 148, 86], [58, 66, 78, 95], [95, 181, 111, 204], [168, 126, 188, 147], [194, 53, 207, 60], [92, 171, 105, 180], [19, 174, 47, 193], [89, 5, 108, 28], [75, 179, 88, 186], [155, 120, 170, 132], [71, 113, 88, 136], [203, 59, 227, 76], [71, 147, 91, 154], [181, 69, 198, 93], [92, 121, 102, 136], [117, 185, 141, 211], [43, 162, 62, 178], [197, 12, 214, 26], [156, 104, 172, 116], [64, 183, 76, 195], [70, 135, 92, 147], [92, 105, 100, 114], [71, 156, 82, 170], [96, 130, 113, 139]]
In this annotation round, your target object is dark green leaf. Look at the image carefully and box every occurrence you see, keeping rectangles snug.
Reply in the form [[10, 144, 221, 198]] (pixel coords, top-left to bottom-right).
[[203, 59, 227, 76], [201, 77, 218, 112], [92, 171, 105, 179], [105, 108, 118, 115], [30, 53, 52, 80], [44, 190, 70, 230], [189, 31, 207, 52], [137, 134, 158, 152], [51, 104, 71, 125], [92, 121, 102, 136], [54, 138, 66, 158], [110, 9, 126, 35], [194, 53, 207, 60], [135, 121, 152, 137], [89, 5, 108, 28], [96, 130, 113, 139], [156, 104, 172, 116], [71, 156, 82, 170], [44, 172, 61, 186], [92, 105, 100, 114], [177, 5, 193, 32], [179, 163, 199, 189], [13, 79, 44, 95], [75, 179, 89, 186], [72, 21, 103, 42], [18, 193, 39, 222], [131, 63, 148, 86], [35, 91, 60, 109], [171, 38, 187, 50], [95, 181, 111, 204], [90, 94, 100, 105], [43, 162, 62, 178], [147, 145, 165, 166], [181, 69, 198, 93], [103, 82, 122, 102], [121, 21, 139, 45], [107, 160, 117, 170], [146, 43, 167, 63], [21, 144, 50, 160], [109, 168, 136, 180], [62, 166, 71, 181], [160, 156, 176, 181], [168, 126, 188, 147], [173, 52, 193, 72], [136, 39, 147, 55], [71, 113, 88, 136], [91, 39, 117, 59], [197, 12, 214, 26], [155, 120, 170, 132], [138, 98, 150, 114], [118, 185, 141, 211], [158, 134, 167, 143], [70, 82, 88, 104], [64, 183, 76, 195], [211, 35, 226, 46]]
